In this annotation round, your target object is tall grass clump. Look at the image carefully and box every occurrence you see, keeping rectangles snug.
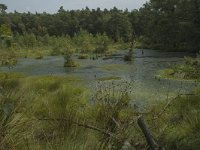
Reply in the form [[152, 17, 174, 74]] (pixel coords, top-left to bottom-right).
[[20, 76, 90, 149], [88, 81, 142, 149], [0, 73, 91, 149], [1, 72, 199, 149], [163, 93, 200, 150], [159, 53, 200, 80], [147, 88, 200, 150], [0, 73, 37, 149]]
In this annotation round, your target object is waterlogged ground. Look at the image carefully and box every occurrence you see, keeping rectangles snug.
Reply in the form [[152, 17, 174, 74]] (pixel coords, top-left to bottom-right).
[[0, 49, 199, 106]]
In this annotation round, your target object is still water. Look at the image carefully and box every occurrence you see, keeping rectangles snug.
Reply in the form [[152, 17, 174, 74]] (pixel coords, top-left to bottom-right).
[[0, 49, 198, 106]]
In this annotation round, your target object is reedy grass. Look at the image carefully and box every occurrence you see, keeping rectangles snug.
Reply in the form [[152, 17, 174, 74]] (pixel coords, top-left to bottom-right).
[[158, 54, 200, 81], [0, 72, 200, 149], [0, 73, 91, 149]]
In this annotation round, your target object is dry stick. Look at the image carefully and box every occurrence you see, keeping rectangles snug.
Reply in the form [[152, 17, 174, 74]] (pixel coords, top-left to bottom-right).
[[111, 117, 121, 128], [137, 115, 159, 150], [153, 98, 174, 120], [153, 93, 196, 120], [38, 118, 118, 140]]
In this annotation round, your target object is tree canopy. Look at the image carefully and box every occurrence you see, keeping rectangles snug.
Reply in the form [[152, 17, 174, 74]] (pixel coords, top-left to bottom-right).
[[0, 0, 200, 51]]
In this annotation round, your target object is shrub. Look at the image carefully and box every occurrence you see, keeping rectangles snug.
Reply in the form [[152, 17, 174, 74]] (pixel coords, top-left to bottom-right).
[[0, 73, 36, 149], [124, 54, 132, 61], [64, 59, 79, 67], [149, 90, 200, 150], [0, 74, 90, 149], [78, 54, 89, 59], [159, 54, 200, 80], [90, 81, 136, 149]]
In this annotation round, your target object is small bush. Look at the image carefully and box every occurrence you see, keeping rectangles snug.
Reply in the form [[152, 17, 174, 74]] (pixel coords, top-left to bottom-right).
[[51, 47, 62, 56], [159, 54, 200, 80], [78, 54, 89, 59], [156, 93, 200, 150], [35, 55, 43, 59], [124, 54, 132, 61], [64, 59, 79, 67]]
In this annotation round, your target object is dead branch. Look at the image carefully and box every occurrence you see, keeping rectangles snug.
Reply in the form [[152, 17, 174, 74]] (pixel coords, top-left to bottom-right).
[[38, 118, 118, 140], [153, 93, 197, 120], [153, 98, 174, 120], [137, 115, 159, 150]]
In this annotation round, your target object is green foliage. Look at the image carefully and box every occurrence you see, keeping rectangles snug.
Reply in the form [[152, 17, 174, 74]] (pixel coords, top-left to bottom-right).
[[51, 46, 62, 56], [63, 47, 79, 67], [1, 1, 200, 51], [1, 2, 200, 149], [78, 54, 89, 59], [0, 73, 35, 149], [0, 72, 200, 149], [156, 92, 200, 150], [158, 68, 175, 79], [0, 31, 123, 59], [0, 51, 18, 67], [0, 6, 131, 52], [90, 81, 136, 149], [64, 59, 79, 67], [137, 0, 200, 51], [0, 24, 12, 37], [159, 54, 200, 80], [95, 33, 111, 53], [23, 33, 37, 48], [0, 24, 13, 48], [0, 74, 138, 149], [0, 4, 7, 13], [0, 73, 90, 149], [73, 29, 94, 53], [106, 12, 133, 42], [124, 54, 133, 61]]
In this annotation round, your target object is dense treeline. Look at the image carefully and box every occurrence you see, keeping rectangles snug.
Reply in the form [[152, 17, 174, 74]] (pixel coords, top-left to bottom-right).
[[0, 6, 133, 42], [1, 0, 200, 52], [139, 0, 200, 51], [0, 6, 131, 58]]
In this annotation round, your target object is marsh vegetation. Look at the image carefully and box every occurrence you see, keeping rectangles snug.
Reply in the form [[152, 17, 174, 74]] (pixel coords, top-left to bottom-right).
[[0, 0, 200, 149], [159, 53, 200, 81]]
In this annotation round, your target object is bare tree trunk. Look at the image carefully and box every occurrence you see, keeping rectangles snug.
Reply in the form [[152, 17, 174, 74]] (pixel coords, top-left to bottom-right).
[[137, 115, 159, 150]]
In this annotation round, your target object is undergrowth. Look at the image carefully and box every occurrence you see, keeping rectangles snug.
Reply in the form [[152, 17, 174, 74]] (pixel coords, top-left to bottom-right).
[[0, 72, 199, 149]]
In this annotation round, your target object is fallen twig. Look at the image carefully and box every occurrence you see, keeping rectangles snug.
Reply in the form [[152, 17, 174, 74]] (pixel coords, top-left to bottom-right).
[[137, 115, 159, 150], [37, 118, 118, 140]]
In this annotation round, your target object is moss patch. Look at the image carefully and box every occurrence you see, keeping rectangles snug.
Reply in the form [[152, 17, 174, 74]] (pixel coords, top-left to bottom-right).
[[158, 55, 200, 81], [158, 68, 175, 78], [158, 68, 200, 82]]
